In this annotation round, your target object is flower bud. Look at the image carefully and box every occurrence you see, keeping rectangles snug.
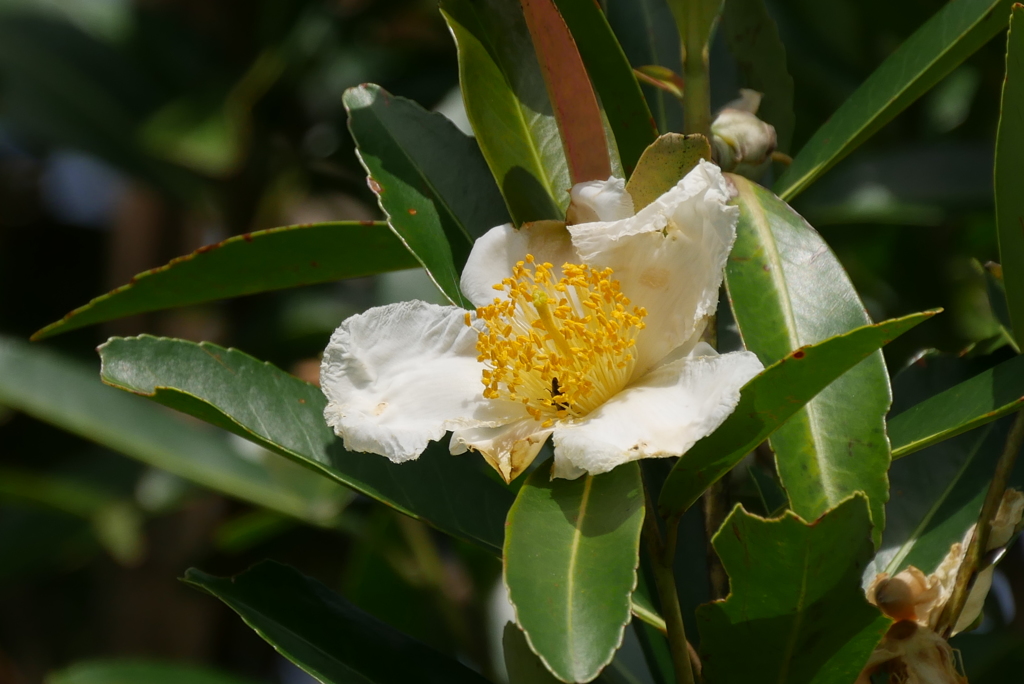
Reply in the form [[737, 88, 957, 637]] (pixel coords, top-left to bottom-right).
[[566, 176, 634, 225], [711, 90, 778, 179]]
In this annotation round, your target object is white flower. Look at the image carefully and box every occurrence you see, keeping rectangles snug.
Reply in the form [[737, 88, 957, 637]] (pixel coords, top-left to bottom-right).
[[320, 160, 764, 482]]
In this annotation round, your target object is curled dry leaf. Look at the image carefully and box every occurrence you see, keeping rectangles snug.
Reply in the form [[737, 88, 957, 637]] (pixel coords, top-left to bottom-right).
[[859, 489, 1024, 682]]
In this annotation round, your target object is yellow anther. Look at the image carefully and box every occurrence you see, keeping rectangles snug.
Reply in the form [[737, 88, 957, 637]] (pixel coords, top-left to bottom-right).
[[466, 254, 646, 424]]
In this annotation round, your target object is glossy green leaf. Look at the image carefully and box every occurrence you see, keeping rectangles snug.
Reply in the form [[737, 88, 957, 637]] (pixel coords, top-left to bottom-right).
[[504, 463, 644, 683], [440, 0, 569, 223], [345, 84, 510, 306], [550, 0, 657, 176], [869, 425, 1001, 582], [504, 623, 564, 684], [697, 496, 890, 684], [605, 0, 683, 134], [0, 336, 347, 526], [503, 623, 645, 684], [775, 0, 1013, 200], [889, 353, 1024, 459], [726, 176, 897, 545], [658, 311, 934, 517], [996, 5, 1024, 350], [33, 221, 416, 340], [521, 0, 611, 184], [185, 561, 489, 684], [624, 133, 710, 210], [47, 660, 259, 684], [98, 335, 514, 553], [720, 0, 795, 152]]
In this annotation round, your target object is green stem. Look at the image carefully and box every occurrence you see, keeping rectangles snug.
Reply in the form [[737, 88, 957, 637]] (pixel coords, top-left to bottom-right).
[[702, 479, 729, 599], [681, 11, 712, 138], [937, 409, 1024, 637], [643, 489, 696, 684]]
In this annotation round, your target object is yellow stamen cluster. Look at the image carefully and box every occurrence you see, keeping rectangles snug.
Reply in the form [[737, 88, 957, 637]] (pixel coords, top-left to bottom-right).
[[467, 255, 646, 428]]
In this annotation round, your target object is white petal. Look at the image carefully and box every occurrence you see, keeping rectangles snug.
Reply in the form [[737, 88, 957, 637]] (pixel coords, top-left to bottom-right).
[[568, 160, 739, 372], [551, 348, 763, 477], [450, 419, 552, 483], [321, 300, 523, 463], [551, 451, 587, 480], [567, 176, 635, 224], [460, 221, 576, 308]]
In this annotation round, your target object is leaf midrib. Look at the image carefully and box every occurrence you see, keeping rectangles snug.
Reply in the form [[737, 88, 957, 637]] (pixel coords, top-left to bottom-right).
[[742, 178, 830, 506], [565, 475, 594, 678], [454, 2, 560, 205]]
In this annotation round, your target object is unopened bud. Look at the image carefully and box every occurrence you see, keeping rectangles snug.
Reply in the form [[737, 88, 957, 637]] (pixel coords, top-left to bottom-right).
[[566, 176, 634, 225], [711, 90, 778, 179]]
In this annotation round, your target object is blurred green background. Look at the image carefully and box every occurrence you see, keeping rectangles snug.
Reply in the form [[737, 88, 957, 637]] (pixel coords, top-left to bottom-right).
[[1, 0, 1023, 682]]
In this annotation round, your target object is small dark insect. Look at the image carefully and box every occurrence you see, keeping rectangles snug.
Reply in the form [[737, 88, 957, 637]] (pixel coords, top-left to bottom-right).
[[550, 378, 569, 410]]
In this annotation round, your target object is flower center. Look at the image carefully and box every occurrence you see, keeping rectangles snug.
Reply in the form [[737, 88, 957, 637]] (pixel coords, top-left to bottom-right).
[[467, 254, 646, 427]]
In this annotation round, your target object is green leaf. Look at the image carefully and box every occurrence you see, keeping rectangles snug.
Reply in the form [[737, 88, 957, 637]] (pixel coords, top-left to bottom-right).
[[33, 221, 416, 340], [0, 336, 348, 526], [982, 262, 1017, 349], [697, 496, 891, 684], [996, 5, 1024, 351], [344, 84, 511, 306], [504, 463, 644, 683], [720, 0, 795, 152], [503, 623, 645, 684], [725, 175, 897, 545], [629, 583, 666, 634], [440, 0, 569, 224], [46, 660, 259, 684], [889, 353, 1024, 459], [550, 0, 657, 176], [665, 0, 723, 61], [521, 0, 612, 185], [504, 623, 564, 684], [870, 425, 1001, 582], [184, 561, 489, 684], [624, 133, 710, 210], [872, 354, 1024, 582], [657, 311, 935, 517], [98, 335, 514, 553], [605, 0, 683, 134], [775, 0, 1013, 201]]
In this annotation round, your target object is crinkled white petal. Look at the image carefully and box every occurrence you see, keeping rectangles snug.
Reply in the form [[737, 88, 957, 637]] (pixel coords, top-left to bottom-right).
[[450, 419, 552, 483], [550, 346, 763, 477], [321, 300, 524, 463], [460, 221, 576, 308], [567, 176, 635, 224], [568, 160, 739, 373]]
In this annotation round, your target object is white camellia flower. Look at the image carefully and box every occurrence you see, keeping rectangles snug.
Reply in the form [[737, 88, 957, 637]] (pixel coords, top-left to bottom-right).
[[320, 160, 764, 483]]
